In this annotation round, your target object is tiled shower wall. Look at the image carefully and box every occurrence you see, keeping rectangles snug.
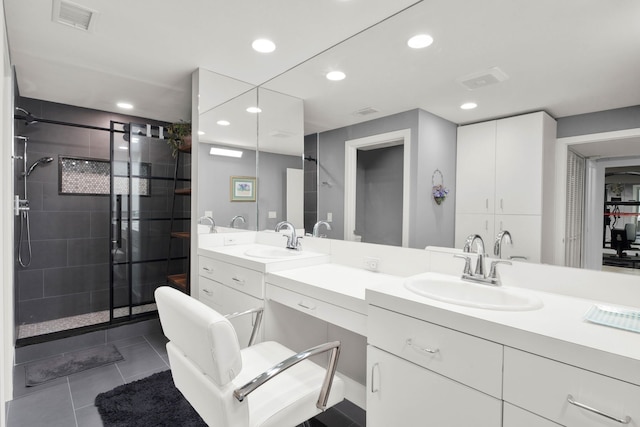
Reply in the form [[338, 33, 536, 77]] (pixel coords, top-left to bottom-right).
[[13, 97, 185, 327], [304, 133, 318, 234]]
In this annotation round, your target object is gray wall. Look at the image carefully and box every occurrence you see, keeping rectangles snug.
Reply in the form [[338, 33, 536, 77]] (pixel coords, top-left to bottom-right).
[[258, 151, 303, 231], [557, 105, 640, 137], [415, 109, 457, 249], [198, 146, 257, 229], [316, 108, 457, 249], [356, 145, 403, 245], [14, 97, 175, 326]]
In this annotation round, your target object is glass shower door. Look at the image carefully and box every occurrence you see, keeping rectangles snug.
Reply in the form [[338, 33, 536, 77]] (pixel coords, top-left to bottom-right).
[[110, 122, 185, 321]]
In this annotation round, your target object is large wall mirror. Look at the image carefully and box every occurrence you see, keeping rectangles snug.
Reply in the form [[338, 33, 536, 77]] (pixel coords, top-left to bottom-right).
[[197, 0, 639, 276], [198, 72, 258, 232]]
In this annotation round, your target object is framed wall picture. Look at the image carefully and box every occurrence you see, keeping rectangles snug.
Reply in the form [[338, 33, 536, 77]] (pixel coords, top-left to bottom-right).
[[230, 176, 256, 202]]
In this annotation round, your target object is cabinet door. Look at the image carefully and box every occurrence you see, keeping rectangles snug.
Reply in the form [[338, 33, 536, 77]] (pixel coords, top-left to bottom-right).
[[495, 113, 544, 215], [456, 121, 496, 214], [221, 286, 264, 348], [367, 346, 501, 427], [503, 403, 561, 427], [495, 214, 541, 263], [455, 213, 494, 250]]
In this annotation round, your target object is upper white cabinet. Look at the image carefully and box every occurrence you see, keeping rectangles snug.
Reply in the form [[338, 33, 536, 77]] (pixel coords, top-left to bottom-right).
[[456, 120, 497, 214], [455, 111, 557, 263]]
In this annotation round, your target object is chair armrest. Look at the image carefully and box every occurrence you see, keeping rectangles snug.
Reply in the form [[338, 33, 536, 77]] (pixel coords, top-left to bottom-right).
[[224, 307, 264, 347], [233, 341, 341, 410]]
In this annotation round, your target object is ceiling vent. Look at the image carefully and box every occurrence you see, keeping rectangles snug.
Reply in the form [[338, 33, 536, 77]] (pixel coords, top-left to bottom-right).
[[457, 67, 509, 90], [52, 0, 98, 32], [353, 107, 380, 116]]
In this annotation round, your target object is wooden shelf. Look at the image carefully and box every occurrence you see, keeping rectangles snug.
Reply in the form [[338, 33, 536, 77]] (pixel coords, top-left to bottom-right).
[[167, 273, 188, 291], [175, 188, 191, 195], [171, 231, 190, 239]]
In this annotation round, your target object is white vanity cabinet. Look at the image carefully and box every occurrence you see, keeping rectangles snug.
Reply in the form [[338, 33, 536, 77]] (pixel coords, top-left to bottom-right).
[[366, 305, 503, 426], [198, 255, 264, 347], [503, 347, 640, 427], [455, 111, 557, 263]]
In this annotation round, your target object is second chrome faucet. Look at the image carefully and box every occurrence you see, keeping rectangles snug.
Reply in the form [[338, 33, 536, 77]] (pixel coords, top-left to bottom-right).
[[456, 233, 512, 286]]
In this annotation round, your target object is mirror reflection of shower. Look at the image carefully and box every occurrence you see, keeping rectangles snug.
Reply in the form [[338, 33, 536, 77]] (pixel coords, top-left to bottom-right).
[[14, 121, 54, 267]]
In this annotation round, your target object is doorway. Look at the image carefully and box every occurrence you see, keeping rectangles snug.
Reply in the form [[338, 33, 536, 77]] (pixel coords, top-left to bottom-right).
[[344, 129, 411, 246]]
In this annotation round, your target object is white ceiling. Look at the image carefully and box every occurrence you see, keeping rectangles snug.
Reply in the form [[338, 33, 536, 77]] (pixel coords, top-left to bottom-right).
[[5, 0, 640, 132]]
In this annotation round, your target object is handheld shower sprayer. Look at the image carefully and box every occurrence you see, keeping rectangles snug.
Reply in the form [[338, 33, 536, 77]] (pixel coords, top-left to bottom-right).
[[25, 157, 54, 177]]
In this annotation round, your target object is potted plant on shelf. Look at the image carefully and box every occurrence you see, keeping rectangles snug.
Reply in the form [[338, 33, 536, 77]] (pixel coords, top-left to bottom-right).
[[166, 120, 192, 158]]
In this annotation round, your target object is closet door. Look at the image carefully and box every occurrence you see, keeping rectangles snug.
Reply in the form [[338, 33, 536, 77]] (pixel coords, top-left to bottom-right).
[[495, 113, 544, 215], [456, 121, 496, 214]]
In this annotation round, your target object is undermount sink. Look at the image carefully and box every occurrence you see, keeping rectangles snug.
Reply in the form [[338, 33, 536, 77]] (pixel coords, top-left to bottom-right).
[[404, 272, 543, 311], [243, 247, 304, 259]]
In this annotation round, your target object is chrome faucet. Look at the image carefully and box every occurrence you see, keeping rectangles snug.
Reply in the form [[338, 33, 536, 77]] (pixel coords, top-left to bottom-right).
[[463, 234, 486, 277], [312, 220, 332, 238], [229, 215, 246, 229], [457, 233, 512, 286], [275, 221, 302, 250], [199, 216, 216, 233], [494, 230, 512, 259]]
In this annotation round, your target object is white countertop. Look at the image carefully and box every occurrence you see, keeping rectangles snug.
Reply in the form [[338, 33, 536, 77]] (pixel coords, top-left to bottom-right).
[[266, 263, 403, 314], [198, 243, 330, 273], [367, 280, 640, 387]]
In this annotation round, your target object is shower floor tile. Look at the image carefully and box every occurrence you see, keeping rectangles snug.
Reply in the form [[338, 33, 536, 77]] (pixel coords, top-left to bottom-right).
[[17, 304, 157, 339]]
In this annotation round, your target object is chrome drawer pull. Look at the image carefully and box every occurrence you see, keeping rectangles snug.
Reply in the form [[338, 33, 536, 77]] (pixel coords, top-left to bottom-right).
[[202, 289, 213, 296], [202, 267, 213, 273], [298, 301, 316, 310], [232, 277, 245, 285], [406, 339, 439, 355], [567, 395, 631, 424]]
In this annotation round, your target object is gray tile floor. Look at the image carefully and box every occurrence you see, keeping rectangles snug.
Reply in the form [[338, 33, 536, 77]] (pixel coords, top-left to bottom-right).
[[7, 332, 171, 427], [7, 331, 365, 427]]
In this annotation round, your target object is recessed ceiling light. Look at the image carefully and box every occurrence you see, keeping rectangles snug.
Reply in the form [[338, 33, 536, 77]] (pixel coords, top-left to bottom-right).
[[198, 131, 205, 135], [326, 71, 346, 81], [117, 102, 133, 109], [252, 38, 276, 53], [210, 147, 243, 158], [460, 102, 478, 110], [407, 34, 434, 49], [246, 106, 262, 113], [217, 120, 230, 126]]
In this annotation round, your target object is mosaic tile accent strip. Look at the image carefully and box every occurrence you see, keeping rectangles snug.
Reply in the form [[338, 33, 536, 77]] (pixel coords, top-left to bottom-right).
[[60, 157, 150, 196]]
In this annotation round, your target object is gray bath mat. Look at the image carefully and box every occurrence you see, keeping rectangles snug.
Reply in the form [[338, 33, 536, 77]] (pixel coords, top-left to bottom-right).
[[25, 344, 124, 386]]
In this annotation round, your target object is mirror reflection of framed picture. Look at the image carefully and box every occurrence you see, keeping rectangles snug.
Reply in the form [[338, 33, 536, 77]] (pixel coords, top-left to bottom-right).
[[230, 176, 256, 202]]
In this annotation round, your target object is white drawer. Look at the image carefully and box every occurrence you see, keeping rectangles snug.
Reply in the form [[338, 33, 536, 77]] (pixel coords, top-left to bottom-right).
[[267, 284, 367, 336], [199, 256, 264, 298], [199, 276, 223, 310], [503, 403, 561, 427], [368, 305, 503, 398], [504, 347, 640, 427]]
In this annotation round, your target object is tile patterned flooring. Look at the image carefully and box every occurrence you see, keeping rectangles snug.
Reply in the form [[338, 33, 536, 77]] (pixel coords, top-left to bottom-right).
[[7, 330, 365, 427]]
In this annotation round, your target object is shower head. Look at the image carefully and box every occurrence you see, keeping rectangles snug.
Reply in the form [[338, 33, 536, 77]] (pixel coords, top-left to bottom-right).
[[15, 107, 39, 126], [26, 157, 54, 177]]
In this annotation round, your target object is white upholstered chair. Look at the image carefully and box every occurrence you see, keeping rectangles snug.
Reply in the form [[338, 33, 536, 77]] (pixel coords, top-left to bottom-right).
[[155, 286, 345, 427]]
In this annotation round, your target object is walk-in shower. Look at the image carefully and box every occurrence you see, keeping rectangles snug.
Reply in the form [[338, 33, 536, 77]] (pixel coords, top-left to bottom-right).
[[13, 101, 190, 344]]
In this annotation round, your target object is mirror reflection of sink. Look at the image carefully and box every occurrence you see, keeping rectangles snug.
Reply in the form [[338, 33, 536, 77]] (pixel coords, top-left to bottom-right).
[[404, 273, 543, 311], [244, 247, 304, 259]]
